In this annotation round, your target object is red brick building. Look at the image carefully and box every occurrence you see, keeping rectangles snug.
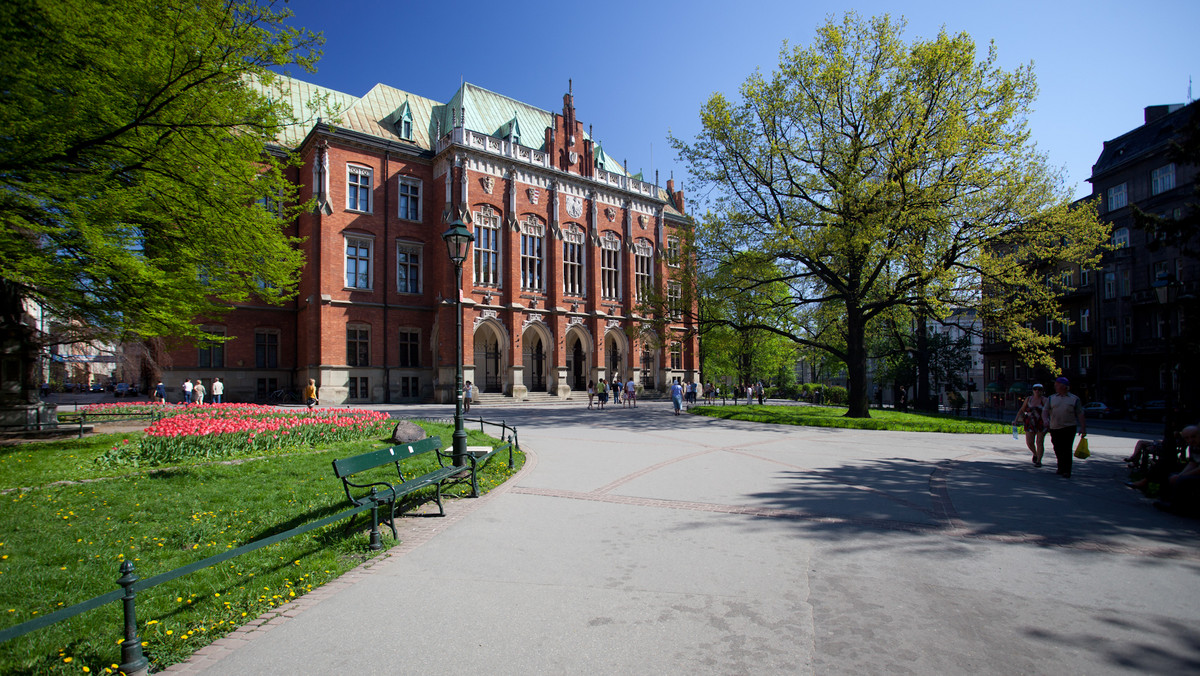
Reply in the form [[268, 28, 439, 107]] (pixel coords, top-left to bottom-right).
[[161, 79, 698, 404]]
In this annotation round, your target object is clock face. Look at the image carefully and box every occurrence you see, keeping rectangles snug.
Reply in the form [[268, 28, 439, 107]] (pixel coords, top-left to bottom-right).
[[566, 196, 583, 219]]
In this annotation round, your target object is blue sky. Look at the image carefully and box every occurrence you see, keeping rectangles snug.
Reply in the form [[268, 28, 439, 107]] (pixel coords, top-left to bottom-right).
[[277, 0, 1199, 204]]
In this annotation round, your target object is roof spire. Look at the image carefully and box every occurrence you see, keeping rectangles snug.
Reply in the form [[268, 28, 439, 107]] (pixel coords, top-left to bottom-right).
[[569, 78, 573, 95]]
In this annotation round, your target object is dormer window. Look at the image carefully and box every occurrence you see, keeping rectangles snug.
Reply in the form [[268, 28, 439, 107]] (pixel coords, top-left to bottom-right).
[[395, 100, 414, 141]]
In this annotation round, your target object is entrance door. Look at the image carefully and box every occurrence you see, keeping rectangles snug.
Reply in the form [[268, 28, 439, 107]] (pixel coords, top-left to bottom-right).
[[529, 337, 546, 392], [571, 339, 585, 390]]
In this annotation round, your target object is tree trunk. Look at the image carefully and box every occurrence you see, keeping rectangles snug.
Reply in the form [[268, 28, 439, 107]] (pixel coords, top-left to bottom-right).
[[915, 313, 934, 411], [844, 308, 871, 418]]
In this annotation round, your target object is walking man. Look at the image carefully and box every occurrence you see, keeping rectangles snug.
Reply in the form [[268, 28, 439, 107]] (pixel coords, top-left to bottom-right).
[[1042, 376, 1086, 479]]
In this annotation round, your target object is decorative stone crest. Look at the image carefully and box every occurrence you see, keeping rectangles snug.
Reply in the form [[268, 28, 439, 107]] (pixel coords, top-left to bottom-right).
[[638, 214, 648, 229], [482, 176, 495, 194], [473, 309, 498, 329], [521, 214, 545, 236], [568, 151, 579, 165], [568, 316, 583, 326], [482, 291, 493, 305], [605, 206, 617, 222], [522, 314, 548, 332], [566, 196, 583, 219], [606, 319, 621, 330], [527, 187, 540, 204]]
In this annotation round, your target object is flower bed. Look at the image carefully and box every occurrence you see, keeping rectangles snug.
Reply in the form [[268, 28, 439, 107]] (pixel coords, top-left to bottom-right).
[[97, 404, 393, 466]]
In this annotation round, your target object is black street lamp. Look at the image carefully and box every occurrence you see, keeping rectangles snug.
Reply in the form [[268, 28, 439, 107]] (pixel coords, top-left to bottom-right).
[[443, 219, 474, 467], [1152, 271, 1178, 454]]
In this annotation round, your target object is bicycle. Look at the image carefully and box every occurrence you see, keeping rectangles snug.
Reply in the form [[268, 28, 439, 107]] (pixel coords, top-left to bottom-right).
[[266, 388, 299, 406]]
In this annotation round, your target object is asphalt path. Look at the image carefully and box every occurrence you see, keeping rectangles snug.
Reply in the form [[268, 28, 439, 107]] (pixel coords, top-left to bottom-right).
[[166, 400, 1200, 675]]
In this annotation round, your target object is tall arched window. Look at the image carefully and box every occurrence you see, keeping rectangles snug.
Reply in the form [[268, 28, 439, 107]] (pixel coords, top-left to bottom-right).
[[563, 224, 585, 296], [520, 215, 545, 291], [473, 204, 501, 286]]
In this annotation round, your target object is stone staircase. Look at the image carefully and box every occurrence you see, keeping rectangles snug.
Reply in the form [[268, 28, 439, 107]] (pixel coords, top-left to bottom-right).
[[468, 388, 668, 406], [469, 391, 577, 407]]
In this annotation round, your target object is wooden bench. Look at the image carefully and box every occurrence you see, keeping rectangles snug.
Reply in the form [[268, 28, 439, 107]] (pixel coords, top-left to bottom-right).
[[332, 436, 466, 550]]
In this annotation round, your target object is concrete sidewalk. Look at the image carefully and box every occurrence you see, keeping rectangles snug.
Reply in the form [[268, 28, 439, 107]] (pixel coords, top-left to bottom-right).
[[166, 401, 1200, 675]]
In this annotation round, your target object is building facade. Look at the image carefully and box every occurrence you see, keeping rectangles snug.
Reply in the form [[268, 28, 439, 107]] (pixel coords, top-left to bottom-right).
[[982, 102, 1198, 414], [161, 80, 698, 404]]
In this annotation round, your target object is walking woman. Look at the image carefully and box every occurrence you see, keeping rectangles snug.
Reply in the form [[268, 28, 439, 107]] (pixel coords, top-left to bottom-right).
[[1013, 383, 1049, 467], [587, 380, 595, 409]]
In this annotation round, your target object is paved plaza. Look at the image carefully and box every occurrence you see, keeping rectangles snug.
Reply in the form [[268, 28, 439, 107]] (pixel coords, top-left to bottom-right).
[[165, 401, 1200, 675]]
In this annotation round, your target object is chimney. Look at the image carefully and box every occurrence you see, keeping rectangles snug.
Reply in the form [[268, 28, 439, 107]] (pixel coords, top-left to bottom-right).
[[1145, 104, 1184, 124]]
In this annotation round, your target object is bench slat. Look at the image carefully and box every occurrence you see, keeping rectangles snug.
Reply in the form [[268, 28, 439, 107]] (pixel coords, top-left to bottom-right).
[[332, 437, 443, 478]]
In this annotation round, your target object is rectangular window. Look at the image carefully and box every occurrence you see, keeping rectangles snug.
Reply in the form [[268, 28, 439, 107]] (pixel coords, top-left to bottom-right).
[[1152, 260, 1169, 283], [669, 343, 682, 370], [634, 247, 653, 302], [667, 281, 683, 319], [255, 331, 278, 369], [347, 326, 370, 367], [1112, 227, 1130, 249], [398, 177, 421, 221], [521, 230, 544, 291], [398, 330, 419, 368], [1060, 269, 1073, 288], [1151, 163, 1175, 195], [397, 243, 421, 294], [256, 377, 278, 400], [600, 234, 621, 300], [348, 376, 369, 400], [1106, 318, 1117, 345], [1123, 316, 1133, 343], [1107, 183, 1127, 211], [563, 236, 584, 296], [1080, 347, 1092, 370], [473, 206, 501, 286], [1119, 269, 1131, 297], [346, 237, 372, 289], [347, 165, 372, 212], [666, 236, 681, 267], [399, 376, 419, 398], [1080, 308, 1090, 333], [1104, 271, 1117, 299], [198, 330, 225, 368], [1061, 353, 1071, 371], [1080, 269, 1091, 287]]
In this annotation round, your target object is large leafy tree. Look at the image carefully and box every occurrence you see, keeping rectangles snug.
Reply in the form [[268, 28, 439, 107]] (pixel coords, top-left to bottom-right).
[[673, 13, 1108, 417], [0, 0, 321, 399]]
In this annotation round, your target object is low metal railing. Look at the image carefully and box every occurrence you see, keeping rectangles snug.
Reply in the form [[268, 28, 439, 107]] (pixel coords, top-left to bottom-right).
[[0, 414, 521, 675]]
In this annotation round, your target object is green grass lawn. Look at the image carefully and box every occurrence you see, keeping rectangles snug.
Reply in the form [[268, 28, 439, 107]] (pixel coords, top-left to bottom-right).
[[0, 422, 523, 675], [690, 404, 1009, 434]]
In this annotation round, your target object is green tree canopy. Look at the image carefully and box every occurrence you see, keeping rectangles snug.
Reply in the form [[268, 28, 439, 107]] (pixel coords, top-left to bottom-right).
[[672, 13, 1109, 417], [0, 0, 322, 346]]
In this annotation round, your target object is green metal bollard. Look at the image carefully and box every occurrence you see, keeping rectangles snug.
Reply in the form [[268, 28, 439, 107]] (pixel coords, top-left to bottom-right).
[[117, 561, 149, 676]]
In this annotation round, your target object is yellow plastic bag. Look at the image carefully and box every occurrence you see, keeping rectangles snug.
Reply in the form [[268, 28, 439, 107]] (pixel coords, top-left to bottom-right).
[[1074, 436, 1090, 459]]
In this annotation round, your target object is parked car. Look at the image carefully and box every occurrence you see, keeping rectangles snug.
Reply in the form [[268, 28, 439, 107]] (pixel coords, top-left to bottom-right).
[[114, 382, 129, 397], [90, 382, 105, 393], [1131, 400, 1167, 422], [1082, 401, 1111, 418]]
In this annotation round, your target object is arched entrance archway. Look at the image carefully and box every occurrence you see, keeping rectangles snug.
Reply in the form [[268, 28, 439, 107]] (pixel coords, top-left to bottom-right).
[[565, 325, 592, 391], [520, 328, 549, 391], [604, 329, 628, 381], [473, 322, 505, 393]]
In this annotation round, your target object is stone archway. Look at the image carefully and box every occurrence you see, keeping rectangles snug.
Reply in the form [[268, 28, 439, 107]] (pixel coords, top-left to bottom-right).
[[604, 328, 629, 382], [565, 324, 593, 391], [520, 320, 553, 394], [473, 320, 507, 394]]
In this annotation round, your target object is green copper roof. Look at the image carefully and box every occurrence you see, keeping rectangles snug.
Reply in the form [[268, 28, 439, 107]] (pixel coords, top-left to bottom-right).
[[257, 76, 642, 183]]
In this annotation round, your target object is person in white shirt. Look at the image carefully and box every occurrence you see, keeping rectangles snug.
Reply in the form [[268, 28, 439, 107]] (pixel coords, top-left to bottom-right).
[[211, 377, 224, 404], [182, 379, 193, 405], [1042, 376, 1086, 479]]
